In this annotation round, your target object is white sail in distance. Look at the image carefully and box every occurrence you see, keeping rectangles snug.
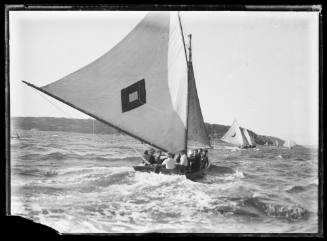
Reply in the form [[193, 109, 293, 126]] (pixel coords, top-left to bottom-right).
[[221, 120, 245, 146], [23, 12, 211, 153], [242, 128, 252, 146], [283, 140, 295, 149]]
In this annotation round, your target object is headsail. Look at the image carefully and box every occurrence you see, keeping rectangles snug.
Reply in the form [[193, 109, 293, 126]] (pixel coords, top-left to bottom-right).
[[242, 128, 252, 146], [25, 12, 189, 153], [186, 35, 211, 149], [221, 120, 244, 146]]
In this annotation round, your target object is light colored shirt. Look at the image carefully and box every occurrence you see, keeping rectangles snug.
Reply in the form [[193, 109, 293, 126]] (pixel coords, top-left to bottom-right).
[[180, 154, 188, 166], [162, 157, 176, 169]]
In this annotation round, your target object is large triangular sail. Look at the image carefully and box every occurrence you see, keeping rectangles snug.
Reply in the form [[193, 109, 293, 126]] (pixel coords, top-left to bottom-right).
[[23, 11, 211, 154], [221, 120, 245, 146], [24, 12, 188, 153]]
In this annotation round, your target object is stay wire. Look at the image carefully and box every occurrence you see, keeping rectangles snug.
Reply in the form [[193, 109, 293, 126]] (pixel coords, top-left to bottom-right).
[[33, 88, 74, 119]]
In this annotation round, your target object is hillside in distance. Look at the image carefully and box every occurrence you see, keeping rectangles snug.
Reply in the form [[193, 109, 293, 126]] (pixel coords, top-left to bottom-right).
[[11, 117, 284, 145]]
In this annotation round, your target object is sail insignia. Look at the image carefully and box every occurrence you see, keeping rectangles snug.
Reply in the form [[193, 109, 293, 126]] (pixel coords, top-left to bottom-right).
[[121, 79, 146, 113]]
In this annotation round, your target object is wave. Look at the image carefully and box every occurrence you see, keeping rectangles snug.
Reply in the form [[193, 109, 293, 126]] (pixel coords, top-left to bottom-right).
[[54, 166, 134, 186], [207, 165, 235, 174], [21, 153, 41, 160], [85, 170, 134, 188], [223, 155, 240, 161], [202, 194, 309, 222], [293, 157, 307, 162], [14, 168, 43, 177], [14, 167, 59, 178], [41, 152, 66, 161], [241, 197, 308, 221], [286, 185, 306, 193], [20, 150, 139, 163], [286, 183, 318, 194]]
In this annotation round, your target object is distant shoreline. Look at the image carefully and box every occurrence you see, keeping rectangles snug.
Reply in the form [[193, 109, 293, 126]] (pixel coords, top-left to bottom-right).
[[10, 116, 285, 146]]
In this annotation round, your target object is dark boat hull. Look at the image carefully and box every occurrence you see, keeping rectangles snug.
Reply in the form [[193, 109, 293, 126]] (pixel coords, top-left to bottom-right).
[[133, 162, 211, 181]]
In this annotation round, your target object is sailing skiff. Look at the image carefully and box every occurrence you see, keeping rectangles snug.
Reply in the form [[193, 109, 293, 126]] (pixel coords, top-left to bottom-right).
[[23, 11, 212, 179]]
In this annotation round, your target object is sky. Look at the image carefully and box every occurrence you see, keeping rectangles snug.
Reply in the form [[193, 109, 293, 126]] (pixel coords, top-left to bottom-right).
[[9, 11, 319, 145]]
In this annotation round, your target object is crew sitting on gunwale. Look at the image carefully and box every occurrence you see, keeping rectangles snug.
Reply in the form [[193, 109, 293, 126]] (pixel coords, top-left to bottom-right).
[[142, 148, 208, 173], [142, 150, 156, 165], [161, 153, 176, 169]]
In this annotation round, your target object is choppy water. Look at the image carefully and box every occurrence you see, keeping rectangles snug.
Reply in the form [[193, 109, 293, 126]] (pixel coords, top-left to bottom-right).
[[10, 130, 318, 233]]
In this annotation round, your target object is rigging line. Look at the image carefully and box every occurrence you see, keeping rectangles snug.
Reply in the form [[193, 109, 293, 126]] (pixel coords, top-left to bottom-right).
[[33, 86, 106, 145], [32, 87, 74, 119], [92, 118, 95, 143], [178, 11, 190, 152]]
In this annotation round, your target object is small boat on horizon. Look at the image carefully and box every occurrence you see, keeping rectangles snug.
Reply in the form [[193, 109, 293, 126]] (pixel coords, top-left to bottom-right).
[[10, 130, 20, 139], [283, 139, 296, 149]]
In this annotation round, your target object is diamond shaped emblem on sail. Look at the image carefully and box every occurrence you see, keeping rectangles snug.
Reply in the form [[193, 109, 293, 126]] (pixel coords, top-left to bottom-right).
[[121, 79, 146, 113]]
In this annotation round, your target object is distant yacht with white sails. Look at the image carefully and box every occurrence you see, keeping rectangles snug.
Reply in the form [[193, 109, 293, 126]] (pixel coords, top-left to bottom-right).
[[221, 120, 255, 149], [283, 140, 296, 149]]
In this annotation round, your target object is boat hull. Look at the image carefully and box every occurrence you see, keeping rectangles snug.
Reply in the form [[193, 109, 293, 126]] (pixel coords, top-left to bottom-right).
[[133, 161, 211, 181]]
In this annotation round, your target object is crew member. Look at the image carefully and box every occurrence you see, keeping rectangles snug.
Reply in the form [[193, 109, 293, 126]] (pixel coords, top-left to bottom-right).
[[161, 153, 176, 169]]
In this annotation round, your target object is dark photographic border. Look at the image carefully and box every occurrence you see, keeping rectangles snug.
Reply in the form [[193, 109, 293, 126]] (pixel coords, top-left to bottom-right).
[[3, 4, 324, 238]]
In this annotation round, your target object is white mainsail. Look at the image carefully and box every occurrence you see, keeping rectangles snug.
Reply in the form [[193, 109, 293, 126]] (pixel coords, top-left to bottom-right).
[[221, 120, 245, 147], [23, 12, 210, 153]]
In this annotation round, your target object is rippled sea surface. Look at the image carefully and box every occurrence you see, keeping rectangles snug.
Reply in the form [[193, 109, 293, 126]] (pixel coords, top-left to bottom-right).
[[10, 130, 318, 233]]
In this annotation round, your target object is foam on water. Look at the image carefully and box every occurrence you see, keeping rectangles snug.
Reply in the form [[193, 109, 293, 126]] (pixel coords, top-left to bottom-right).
[[10, 130, 319, 233]]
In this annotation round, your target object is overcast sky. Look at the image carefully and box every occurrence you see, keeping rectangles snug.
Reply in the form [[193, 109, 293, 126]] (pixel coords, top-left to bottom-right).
[[9, 11, 319, 145]]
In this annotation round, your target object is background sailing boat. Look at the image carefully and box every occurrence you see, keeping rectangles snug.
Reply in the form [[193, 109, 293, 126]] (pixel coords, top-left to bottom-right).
[[283, 139, 296, 149], [221, 120, 249, 148], [10, 129, 20, 139]]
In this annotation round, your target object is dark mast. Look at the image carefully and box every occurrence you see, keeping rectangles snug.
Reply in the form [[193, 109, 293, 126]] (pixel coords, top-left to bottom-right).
[[188, 34, 192, 63]]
